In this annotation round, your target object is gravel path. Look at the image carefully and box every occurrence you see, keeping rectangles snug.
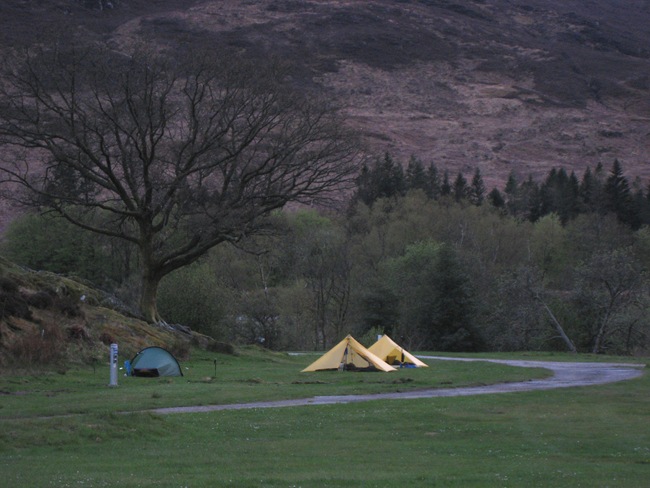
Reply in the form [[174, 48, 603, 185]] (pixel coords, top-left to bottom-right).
[[150, 356, 645, 415]]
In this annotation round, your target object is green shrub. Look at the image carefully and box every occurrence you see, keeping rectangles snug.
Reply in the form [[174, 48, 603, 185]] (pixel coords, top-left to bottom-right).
[[1, 212, 130, 288], [157, 262, 227, 339]]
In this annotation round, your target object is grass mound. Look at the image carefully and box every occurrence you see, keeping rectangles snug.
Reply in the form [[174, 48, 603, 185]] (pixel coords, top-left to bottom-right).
[[0, 256, 220, 370]]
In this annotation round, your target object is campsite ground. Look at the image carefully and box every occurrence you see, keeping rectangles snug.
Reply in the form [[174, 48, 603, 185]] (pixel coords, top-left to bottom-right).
[[1, 349, 648, 486], [0, 348, 552, 419]]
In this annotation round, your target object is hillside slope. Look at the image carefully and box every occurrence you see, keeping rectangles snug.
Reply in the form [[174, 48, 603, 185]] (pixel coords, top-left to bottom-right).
[[0, 0, 648, 192], [0, 257, 220, 369]]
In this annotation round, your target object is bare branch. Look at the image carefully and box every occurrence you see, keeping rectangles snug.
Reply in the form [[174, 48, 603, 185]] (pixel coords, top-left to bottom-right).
[[0, 44, 361, 321]]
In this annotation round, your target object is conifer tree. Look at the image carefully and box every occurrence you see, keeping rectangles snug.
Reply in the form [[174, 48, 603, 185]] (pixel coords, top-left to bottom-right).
[[504, 171, 518, 195], [354, 153, 406, 206], [375, 152, 406, 200], [540, 167, 579, 224], [355, 163, 375, 205], [453, 172, 469, 202], [520, 175, 542, 222], [488, 187, 506, 209], [504, 172, 541, 221], [405, 155, 428, 193], [431, 244, 480, 351], [426, 162, 441, 200], [440, 170, 452, 197], [643, 181, 650, 226], [605, 159, 639, 228], [504, 171, 519, 216], [632, 185, 650, 227], [469, 167, 486, 206], [579, 164, 606, 214]]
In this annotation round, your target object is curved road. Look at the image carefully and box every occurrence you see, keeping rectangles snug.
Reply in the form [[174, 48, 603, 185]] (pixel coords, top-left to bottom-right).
[[151, 356, 645, 415]]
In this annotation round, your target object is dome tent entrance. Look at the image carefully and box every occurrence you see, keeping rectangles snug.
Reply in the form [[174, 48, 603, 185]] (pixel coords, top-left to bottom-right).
[[301, 335, 396, 372], [368, 335, 428, 368], [129, 346, 183, 377]]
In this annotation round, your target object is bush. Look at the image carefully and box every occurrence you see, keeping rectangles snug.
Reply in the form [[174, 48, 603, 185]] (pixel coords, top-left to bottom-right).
[[99, 332, 115, 346], [0, 276, 19, 294], [206, 340, 236, 355], [1, 212, 131, 288], [54, 296, 84, 318], [26, 291, 55, 309], [157, 262, 227, 339], [7, 322, 65, 365], [0, 292, 32, 320], [66, 325, 91, 341]]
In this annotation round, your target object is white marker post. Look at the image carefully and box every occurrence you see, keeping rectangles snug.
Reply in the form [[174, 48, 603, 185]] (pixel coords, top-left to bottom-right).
[[109, 343, 118, 387]]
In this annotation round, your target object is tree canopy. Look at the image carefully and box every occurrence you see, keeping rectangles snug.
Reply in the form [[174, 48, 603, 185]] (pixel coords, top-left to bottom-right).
[[0, 45, 360, 322]]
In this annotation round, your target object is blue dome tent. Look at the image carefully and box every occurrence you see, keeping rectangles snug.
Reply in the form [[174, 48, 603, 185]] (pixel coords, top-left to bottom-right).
[[129, 346, 183, 377]]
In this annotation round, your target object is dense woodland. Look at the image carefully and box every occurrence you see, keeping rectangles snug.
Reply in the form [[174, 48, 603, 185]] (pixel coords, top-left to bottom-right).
[[3, 156, 649, 355]]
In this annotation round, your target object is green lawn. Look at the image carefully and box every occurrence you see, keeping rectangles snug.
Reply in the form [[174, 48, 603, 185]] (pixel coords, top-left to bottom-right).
[[1, 349, 647, 487], [0, 348, 551, 419]]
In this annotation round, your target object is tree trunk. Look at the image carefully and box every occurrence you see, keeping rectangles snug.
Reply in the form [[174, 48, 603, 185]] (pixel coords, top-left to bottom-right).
[[139, 266, 163, 324], [537, 296, 577, 354], [592, 312, 612, 354]]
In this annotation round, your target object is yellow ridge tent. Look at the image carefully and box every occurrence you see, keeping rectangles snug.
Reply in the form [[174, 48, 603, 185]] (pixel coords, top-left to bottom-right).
[[368, 335, 428, 368], [302, 335, 396, 372]]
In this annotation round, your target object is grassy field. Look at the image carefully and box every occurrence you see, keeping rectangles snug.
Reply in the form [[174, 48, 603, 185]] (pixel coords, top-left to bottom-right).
[[1, 348, 647, 487]]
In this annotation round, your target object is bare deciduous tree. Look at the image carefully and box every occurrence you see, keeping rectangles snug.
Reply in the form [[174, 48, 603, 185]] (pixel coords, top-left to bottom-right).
[[574, 249, 645, 354], [0, 45, 360, 322], [290, 212, 353, 349]]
